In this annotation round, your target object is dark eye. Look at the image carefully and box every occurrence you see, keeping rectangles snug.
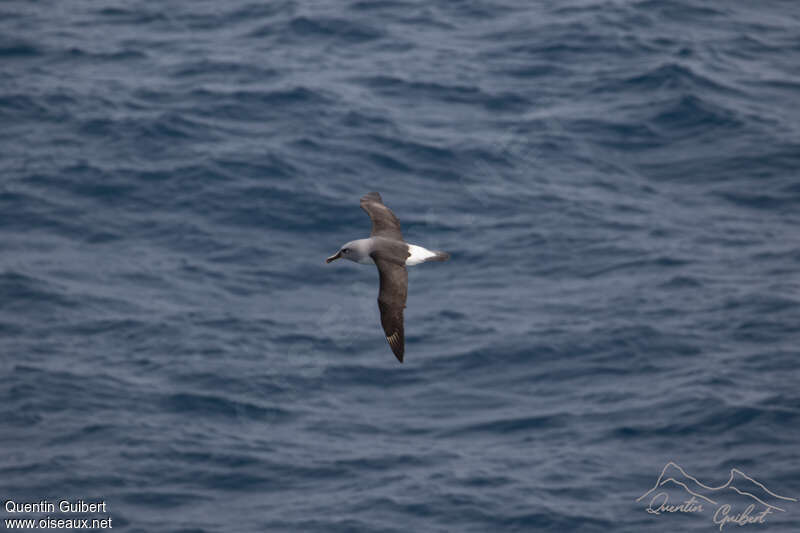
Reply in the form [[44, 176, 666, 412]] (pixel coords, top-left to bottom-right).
[[342, 248, 349, 254]]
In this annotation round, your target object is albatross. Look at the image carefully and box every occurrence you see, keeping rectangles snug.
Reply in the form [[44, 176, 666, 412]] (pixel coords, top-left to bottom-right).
[[326, 192, 450, 362]]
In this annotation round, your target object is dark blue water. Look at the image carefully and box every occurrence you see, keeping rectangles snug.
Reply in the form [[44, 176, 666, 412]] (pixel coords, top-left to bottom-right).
[[2, 1, 800, 531]]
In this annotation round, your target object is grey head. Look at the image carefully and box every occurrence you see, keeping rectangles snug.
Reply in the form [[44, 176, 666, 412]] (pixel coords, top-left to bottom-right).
[[325, 238, 373, 265]]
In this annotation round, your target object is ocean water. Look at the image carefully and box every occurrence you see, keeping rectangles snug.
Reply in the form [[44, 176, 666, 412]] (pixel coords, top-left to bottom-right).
[[2, 1, 800, 531]]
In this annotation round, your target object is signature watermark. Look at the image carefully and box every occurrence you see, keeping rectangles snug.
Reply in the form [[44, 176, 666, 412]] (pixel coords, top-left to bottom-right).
[[636, 462, 797, 530]]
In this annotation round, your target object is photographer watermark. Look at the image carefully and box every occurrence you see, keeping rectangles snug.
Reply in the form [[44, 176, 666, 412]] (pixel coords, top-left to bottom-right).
[[4, 499, 112, 529], [636, 462, 797, 530]]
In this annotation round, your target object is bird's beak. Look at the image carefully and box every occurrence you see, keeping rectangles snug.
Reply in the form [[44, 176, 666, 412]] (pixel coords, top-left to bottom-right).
[[325, 251, 342, 263]]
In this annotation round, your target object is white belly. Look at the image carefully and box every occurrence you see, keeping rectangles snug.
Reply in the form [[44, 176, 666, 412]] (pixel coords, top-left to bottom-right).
[[406, 244, 437, 266]]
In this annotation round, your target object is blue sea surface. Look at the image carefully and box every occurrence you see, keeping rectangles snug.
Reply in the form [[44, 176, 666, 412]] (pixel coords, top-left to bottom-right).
[[2, 1, 800, 531]]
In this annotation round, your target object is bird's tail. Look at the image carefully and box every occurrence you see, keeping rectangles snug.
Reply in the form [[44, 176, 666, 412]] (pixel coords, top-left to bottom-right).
[[427, 251, 450, 262], [406, 244, 450, 265]]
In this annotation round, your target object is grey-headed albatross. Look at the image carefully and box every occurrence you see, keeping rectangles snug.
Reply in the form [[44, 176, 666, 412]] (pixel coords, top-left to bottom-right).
[[326, 192, 449, 362]]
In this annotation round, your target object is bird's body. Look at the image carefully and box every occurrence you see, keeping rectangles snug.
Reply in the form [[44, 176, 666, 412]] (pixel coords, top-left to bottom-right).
[[333, 237, 445, 267], [326, 192, 449, 362]]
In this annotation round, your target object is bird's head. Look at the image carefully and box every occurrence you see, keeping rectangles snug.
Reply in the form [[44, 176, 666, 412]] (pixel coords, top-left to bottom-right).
[[326, 239, 370, 264]]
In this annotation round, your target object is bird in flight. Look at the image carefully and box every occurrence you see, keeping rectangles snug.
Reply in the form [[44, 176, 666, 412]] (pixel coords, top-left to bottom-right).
[[326, 192, 450, 362]]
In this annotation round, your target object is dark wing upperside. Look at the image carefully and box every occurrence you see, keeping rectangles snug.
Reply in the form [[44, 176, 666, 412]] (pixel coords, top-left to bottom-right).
[[373, 257, 407, 362], [360, 192, 403, 241]]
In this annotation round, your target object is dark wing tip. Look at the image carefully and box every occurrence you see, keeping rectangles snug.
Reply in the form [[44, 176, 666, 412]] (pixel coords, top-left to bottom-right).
[[361, 192, 383, 204], [386, 330, 404, 363], [360, 192, 403, 240]]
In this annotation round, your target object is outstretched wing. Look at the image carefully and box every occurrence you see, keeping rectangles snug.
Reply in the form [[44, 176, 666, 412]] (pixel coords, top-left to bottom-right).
[[373, 257, 407, 362], [360, 192, 403, 240]]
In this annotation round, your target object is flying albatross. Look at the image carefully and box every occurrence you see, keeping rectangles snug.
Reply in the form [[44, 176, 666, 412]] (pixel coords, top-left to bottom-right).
[[326, 192, 449, 362]]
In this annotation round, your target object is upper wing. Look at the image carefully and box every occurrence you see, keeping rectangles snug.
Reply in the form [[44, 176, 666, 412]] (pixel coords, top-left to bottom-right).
[[360, 192, 403, 240], [373, 257, 407, 362]]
